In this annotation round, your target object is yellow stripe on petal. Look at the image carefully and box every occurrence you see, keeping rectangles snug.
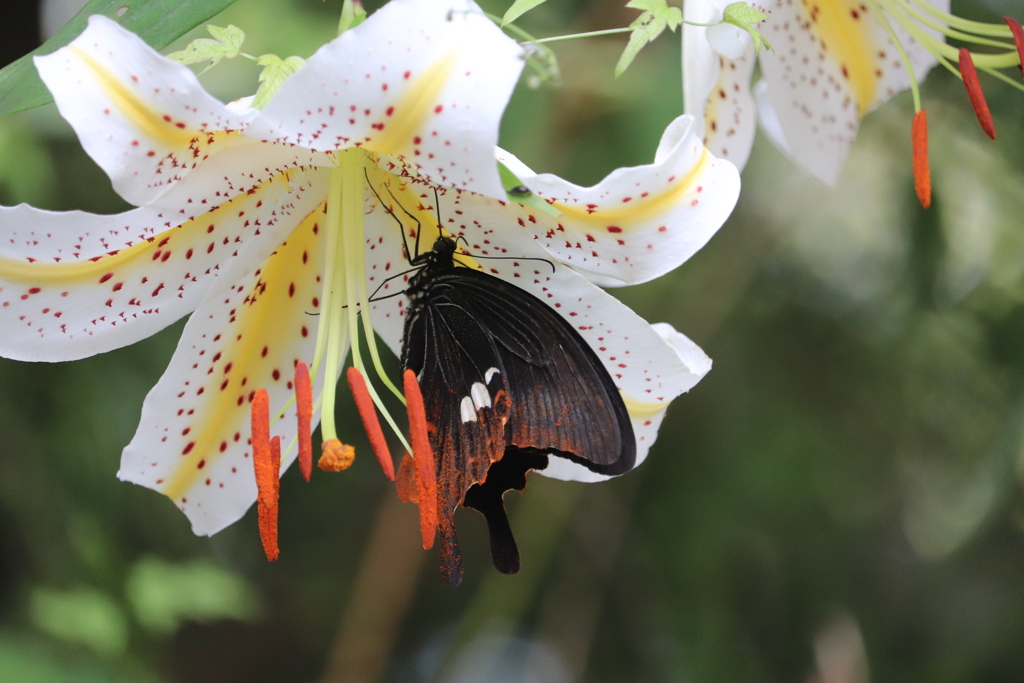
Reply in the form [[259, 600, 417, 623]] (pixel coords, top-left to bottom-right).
[[623, 395, 670, 420], [0, 168, 324, 363], [70, 46, 198, 150], [807, 0, 878, 116], [161, 203, 326, 502], [553, 149, 712, 229], [371, 53, 457, 159], [0, 191, 252, 285]]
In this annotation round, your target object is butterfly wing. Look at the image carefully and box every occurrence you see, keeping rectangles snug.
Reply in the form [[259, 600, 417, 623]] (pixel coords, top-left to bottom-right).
[[448, 269, 635, 474], [402, 266, 635, 585]]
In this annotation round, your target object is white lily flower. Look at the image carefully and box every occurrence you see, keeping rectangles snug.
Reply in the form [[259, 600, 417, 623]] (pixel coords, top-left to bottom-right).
[[0, 0, 739, 546], [683, 0, 951, 185]]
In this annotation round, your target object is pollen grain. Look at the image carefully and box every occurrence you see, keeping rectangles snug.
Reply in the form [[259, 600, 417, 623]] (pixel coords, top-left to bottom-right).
[[318, 439, 355, 472]]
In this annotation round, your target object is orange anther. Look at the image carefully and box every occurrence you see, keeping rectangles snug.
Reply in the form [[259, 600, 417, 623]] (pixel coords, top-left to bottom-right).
[[346, 367, 395, 481], [1005, 17, 1024, 78], [295, 361, 313, 483], [318, 438, 355, 472], [959, 48, 996, 140], [911, 110, 931, 209], [251, 389, 280, 562], [396, 452, 438, 550], [402, 369, 437, 549]]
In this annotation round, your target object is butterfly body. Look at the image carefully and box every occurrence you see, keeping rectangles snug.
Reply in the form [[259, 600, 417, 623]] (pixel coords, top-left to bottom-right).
[[400, 236, 635, 586]]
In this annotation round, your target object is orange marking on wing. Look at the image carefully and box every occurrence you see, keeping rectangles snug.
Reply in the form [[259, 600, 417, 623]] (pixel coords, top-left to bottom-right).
[[347, 367, 395, 481], [251, 389, 280, 562], [911, 110, 931, 210], [403, 369, 437, 549], [959, 49, 996, 140], [295, 362, 313, 482]]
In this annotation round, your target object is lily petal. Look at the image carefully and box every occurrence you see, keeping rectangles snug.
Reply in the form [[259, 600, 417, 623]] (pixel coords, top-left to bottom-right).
[[248, 0, 525, 202], [118, 203, 334, 536], [495, 116, 740, 287], [35, 16, 256, 208], [543, 322, 711, 483], [0, 162, 326, 362], [361, 173, 708, 480], [757, 0, 948, 184], [682, 0, 765, 172]]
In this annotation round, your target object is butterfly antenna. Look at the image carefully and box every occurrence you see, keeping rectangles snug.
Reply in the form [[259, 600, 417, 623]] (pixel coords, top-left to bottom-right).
[[364, 168, 415, 264]]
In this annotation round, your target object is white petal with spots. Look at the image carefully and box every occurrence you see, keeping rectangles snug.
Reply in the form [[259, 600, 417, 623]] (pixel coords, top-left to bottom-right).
[[35, 16, 256, 208], [0, 166, 327, 361], [757, 0, 947, 184], [496, 116, 740, 287], [683, 0, 771, 172], [248, 0, 524, 202], [118, 203, 334, 536], [544, 322, 711, 483]]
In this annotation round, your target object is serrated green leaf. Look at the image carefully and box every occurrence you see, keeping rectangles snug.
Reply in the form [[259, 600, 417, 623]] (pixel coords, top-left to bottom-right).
[[615, 0, 682, 77], [167, 39, 236, 68], [719, 1, 772, 53], [205, 23, 245, 50], [502, 0, 549, 26], [0, 0, 240, 120], [722, 2, 769, 26], [167, 24, 246, 72], [252, 54, 306, 110]]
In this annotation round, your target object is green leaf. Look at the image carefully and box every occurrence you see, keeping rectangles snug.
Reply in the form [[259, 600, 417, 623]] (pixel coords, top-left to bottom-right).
[[498, 161, 561, 217], [502, 0, 549, 26], [338, 0, 368, 34], [30, 587, 128, 655], [615, 0, 682, 77], [722, 1, 769, 26], [0, 0, 240, 120], [721, 2, 773, 53], [126, 556, 261, 635], [166, 24, 246, 72], [252, 54, 306, 110]]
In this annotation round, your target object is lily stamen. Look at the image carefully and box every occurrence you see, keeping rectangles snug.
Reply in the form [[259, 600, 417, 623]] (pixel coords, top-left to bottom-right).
[[958, 48, 997, 139], [911, 110, 931, 209], [402, 369, 438, 550], [347, 367, 395, 481], [251, 389, 280, 562], [1005, 17, 1024, 78], [294, 361, 314, 482]]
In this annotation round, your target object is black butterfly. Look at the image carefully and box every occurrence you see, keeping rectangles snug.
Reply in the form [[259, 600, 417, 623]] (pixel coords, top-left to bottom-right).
[[400, 233, 636, 587]]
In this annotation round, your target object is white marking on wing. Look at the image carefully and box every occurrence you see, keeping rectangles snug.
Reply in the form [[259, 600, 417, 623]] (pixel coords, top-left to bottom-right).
[[460, 396, 477, 423], [470, 381, 491, 410]]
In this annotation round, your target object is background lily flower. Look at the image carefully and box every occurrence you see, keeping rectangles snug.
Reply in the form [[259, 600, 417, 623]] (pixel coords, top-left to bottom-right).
[[0, 0, 739, 542], [683, 0, 948, 184]]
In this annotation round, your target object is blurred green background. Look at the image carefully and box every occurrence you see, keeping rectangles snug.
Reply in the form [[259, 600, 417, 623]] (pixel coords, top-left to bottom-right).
[[2, 0, 1024, 681]]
